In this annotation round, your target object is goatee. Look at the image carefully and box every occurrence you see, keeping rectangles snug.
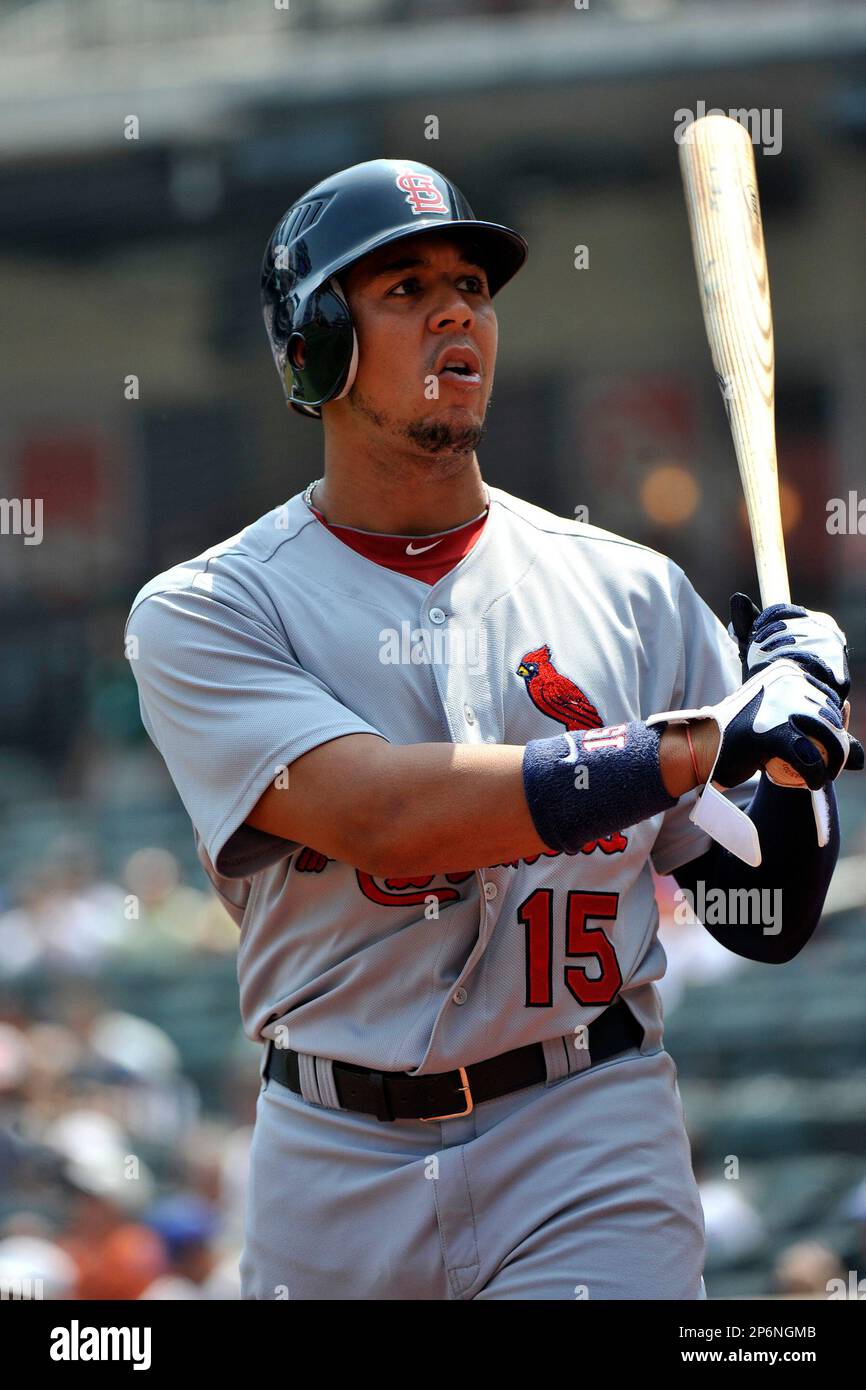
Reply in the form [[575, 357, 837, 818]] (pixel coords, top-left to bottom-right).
[[348, 388, 488, 457], [402, 417, 486, 455]]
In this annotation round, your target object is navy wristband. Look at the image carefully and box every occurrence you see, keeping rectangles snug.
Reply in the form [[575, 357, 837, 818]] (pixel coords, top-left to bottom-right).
[[522, 720, 678, 854]]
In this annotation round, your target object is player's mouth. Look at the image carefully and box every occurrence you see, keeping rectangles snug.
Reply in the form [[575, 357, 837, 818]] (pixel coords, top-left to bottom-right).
[[435, 345, 482, 391]]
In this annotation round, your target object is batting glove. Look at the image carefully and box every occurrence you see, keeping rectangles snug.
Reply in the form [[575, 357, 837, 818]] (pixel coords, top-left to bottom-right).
[[648, 659, 863, 864], [651, 658, 861, 790], [714, 664, 860, 790], [729, 591, 852, 702]]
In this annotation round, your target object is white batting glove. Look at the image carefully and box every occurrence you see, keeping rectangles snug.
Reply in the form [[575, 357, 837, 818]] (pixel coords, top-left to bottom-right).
[[648, 659, 862, 865], [728, 592, 851, 701]]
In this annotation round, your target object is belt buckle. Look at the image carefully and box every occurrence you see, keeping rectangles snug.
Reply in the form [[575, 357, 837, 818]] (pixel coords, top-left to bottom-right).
[[420, 1066, 474, 1121]]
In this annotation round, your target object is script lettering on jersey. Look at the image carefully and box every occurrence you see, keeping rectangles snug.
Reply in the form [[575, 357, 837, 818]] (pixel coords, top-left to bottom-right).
[[289, 835, 629, 908], [355, 869, 474, 908], [496, 833, 628, 867]]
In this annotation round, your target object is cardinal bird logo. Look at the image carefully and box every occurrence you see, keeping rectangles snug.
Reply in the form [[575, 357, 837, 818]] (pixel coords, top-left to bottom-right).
[[516, 644, 604, 732]]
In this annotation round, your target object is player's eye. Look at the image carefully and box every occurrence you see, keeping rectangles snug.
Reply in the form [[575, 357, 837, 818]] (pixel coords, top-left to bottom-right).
[[387, 277, 422, 297], [387, 273, 487, 297]]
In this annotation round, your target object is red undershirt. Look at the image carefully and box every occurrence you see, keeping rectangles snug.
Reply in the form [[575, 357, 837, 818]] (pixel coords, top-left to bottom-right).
[[306, 499, 489, 586]]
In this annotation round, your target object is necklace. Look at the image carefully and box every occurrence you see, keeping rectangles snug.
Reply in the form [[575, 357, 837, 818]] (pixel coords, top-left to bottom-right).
[[303, 478, 322, 510]]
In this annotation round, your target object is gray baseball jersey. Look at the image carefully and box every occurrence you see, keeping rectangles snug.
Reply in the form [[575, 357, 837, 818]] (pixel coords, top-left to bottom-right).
[[125, 483, 752, 1075]]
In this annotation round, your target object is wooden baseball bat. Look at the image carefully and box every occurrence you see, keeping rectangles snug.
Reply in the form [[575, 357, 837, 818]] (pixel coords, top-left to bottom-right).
[[678, 113, 823, 789]]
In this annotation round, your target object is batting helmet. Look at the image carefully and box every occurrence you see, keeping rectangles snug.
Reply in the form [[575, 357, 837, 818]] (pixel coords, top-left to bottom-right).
[[260, 158, 528, 419]]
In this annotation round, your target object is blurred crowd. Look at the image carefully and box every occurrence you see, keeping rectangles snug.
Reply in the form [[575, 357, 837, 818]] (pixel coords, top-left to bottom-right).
[[688, 1127, 866, 1299], [0, 837, 238, 978], [0, 835, 253, 1300]]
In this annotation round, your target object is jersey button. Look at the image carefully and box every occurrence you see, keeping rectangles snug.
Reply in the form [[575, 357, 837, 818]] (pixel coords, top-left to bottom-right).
[[464, 704, 475, 725], [452, 987, 468, 1006], [429, 607, 447, 624], [483, 882, 498, 901]]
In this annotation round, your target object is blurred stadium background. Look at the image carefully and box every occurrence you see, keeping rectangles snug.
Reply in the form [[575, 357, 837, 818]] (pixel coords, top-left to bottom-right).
[[1, 0, 865, 1300]]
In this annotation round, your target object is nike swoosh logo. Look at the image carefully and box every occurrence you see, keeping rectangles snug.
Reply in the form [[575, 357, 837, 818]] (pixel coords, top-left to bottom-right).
[[563, 732, 580, 762], [405, 539, 443, 555]]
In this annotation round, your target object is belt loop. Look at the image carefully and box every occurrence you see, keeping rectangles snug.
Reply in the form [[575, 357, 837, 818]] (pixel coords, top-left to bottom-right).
[[315, 1055, 341, 1110], [297, 1052, 323, 1105], [542, 1036, 571, 1085]]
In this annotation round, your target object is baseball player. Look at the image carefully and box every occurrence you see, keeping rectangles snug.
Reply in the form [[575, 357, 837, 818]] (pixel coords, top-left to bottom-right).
[[126, 159, 862, 1300]]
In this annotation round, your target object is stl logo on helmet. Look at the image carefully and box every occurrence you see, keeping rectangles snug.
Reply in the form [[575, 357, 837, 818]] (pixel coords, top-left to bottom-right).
[[395, 170, 449, 216]]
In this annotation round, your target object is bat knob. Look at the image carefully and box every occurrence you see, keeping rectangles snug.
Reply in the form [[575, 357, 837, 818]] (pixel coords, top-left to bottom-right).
[[764, 737, 829, 790]]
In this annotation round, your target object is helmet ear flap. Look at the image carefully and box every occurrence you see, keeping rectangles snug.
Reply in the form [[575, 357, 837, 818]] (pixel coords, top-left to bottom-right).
[[327, 279, 358, 403], [287, 277, 357, 412]]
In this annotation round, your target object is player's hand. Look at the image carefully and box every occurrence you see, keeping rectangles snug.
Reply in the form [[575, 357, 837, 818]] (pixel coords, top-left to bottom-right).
[[729, 591, 851, 701], [678, 660, 863, 792]]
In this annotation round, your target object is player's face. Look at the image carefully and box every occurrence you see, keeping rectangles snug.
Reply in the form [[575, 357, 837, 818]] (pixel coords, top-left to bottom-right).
[[338, 232, 498, 454]]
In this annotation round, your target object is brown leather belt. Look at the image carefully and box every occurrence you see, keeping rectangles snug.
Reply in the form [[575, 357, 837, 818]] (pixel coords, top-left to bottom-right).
[[264, 998, 645, 1122]]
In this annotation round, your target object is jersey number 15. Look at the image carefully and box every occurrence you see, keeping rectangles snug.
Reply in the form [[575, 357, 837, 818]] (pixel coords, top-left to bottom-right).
[[518, 889, 622, 1008]]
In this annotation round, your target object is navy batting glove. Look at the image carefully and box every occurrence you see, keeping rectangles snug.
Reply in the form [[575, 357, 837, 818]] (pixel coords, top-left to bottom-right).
[[693, 662, 863, 791], [729, 591, 852, 703]]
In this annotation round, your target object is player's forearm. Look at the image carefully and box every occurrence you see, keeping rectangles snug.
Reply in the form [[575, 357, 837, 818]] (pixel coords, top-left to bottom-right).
[[250, 720, 715, 876], [371, 741, 547, 873], [247, 736, 546, 874], [368, 722, 714, 876]]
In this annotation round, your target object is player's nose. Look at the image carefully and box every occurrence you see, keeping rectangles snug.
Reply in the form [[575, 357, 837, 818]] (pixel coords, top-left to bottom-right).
[[427, 284, 475, 334]]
